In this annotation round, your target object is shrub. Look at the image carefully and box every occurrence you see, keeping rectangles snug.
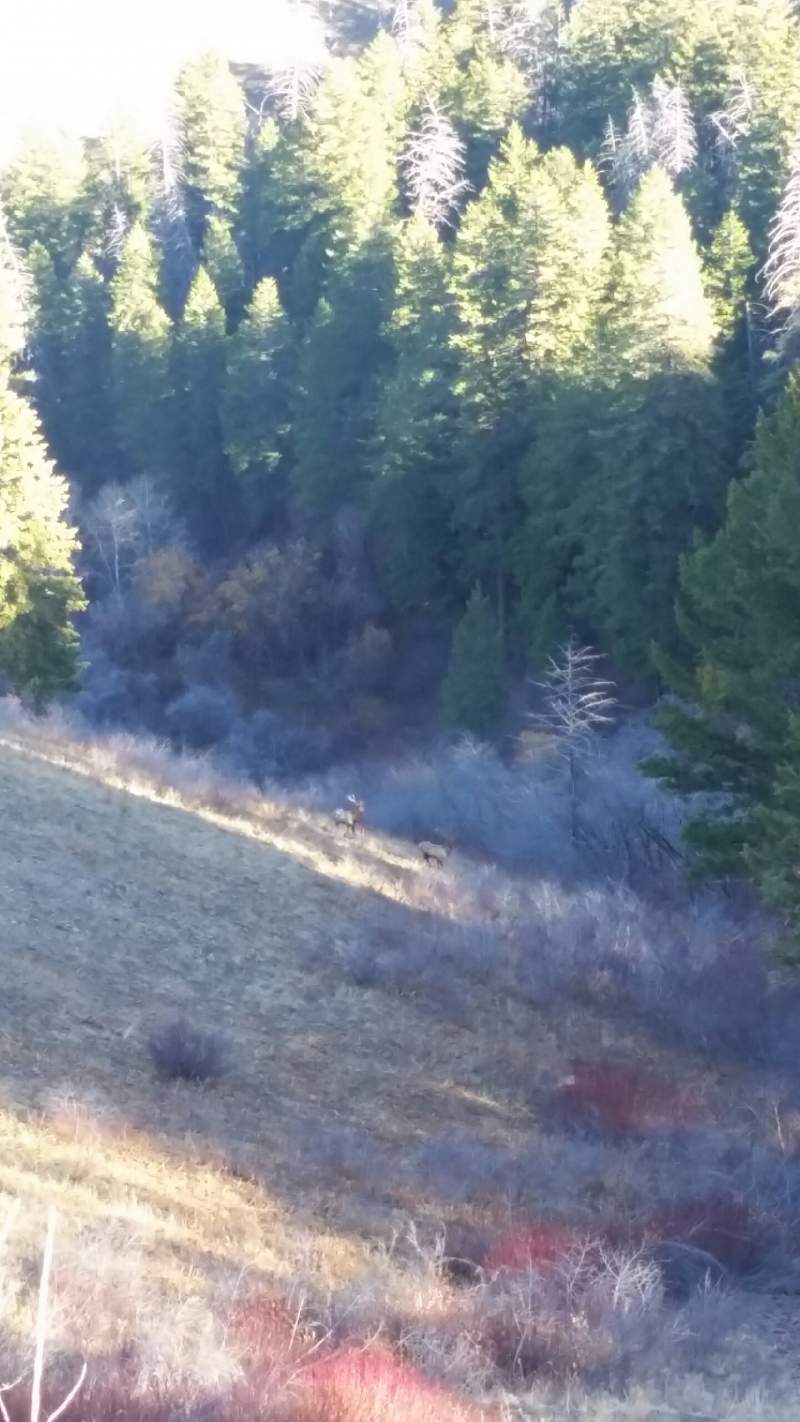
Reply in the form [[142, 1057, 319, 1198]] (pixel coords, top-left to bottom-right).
[[293, 1344, 488, 1422], [148, 1018, 231, 1082], [552, 1061, 709, 1136], [647, 1198, 763, 1274], [165, 685, 240, 749], [485, 1223, 585, 1276]]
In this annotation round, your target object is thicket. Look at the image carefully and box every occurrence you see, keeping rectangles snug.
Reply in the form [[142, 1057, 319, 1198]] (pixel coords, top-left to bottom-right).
[[3, 0, 800, 927]]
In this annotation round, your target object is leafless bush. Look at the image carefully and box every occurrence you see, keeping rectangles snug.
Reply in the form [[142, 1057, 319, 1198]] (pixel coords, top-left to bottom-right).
[[148, 1019, 232, 1083]]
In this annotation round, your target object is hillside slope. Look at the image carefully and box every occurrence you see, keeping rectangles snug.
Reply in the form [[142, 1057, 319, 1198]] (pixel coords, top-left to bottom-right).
[[0, 716, 798, 1404]]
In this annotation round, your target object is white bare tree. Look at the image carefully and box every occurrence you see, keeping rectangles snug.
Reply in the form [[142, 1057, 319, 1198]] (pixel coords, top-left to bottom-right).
[[402, 101, 470, 228], [709, 66, 756, 166], [651, 76, 697, 177], [530, 638, 617, 843], [391, 0, 428, 57], [606, 79, 697, 196], [764, 142, 800, 341], [265, 0, 329, 123], [81, 477, 180, 591]]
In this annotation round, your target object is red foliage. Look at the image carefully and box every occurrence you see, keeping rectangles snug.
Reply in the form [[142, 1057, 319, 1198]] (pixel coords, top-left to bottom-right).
[[647, 1198, 763, 1272], [291, 1343, 489, 1422], [485, 1222, 582, 1275], [554, 1060, 708, 1135]]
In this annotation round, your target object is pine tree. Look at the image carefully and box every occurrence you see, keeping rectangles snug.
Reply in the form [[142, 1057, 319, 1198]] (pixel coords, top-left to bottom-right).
[[80, 124, 153, 268], [1, 134, 87, 273], [577, 168, 721, 671], [173, 53, 247, 246], [57, 252, 118, 491], [221, 277, 295, 524], [441, 584, 506, 736], [0, 378, 85, 705], [647, 372, 800, 940], [452, 126, 610, 624], [371, 215, 460, 611], [0, 211, 30, 369], [171, 267, 229, 521], [108, 223, 171, 475], [202, 215, 245, 325], [292, 241, 394, 517]]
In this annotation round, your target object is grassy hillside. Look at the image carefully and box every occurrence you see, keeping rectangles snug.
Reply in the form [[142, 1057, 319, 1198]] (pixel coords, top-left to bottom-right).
[[0, 708, 798, 1416]]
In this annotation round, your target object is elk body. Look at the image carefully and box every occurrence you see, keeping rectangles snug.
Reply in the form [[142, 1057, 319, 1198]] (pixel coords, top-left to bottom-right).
[[333, 795, 365, 836], [418, 837, 452, 868]]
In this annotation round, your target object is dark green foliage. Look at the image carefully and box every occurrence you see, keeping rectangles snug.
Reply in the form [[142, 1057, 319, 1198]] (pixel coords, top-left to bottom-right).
[[173, 53, 247, 245], [0, 383, 85, 706], [441, 585, 506, 736], [6, 0, 800, 917], [170, 268, 231, 527], [108, 224, 171, 475], [222, 278, 295, 525], [371, 215, 459, 612], [647, 374, 800, 929]]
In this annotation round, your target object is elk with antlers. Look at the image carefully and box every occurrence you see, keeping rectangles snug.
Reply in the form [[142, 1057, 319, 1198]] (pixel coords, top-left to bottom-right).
[[332, 795, 365, 837]]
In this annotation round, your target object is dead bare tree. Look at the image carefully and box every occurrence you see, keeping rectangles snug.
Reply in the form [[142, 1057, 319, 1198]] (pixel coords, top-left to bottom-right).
[[605, 78, 697, 196], [401, 100, 470, 229], [530, 638, 617, 845], [764, 141, 800, 345], [265, 0, 329, 123]]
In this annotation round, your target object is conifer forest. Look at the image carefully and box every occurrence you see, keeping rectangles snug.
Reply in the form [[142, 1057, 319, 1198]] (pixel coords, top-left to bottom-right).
[[4, 0, 800, 937]]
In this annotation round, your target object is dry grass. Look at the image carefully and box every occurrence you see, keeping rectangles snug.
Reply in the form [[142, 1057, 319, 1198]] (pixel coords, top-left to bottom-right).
[[0, 708, 797, 1408]]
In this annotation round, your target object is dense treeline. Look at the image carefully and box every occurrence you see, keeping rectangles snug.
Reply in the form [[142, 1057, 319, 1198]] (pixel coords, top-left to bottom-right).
[[4, 0, 800, 928]]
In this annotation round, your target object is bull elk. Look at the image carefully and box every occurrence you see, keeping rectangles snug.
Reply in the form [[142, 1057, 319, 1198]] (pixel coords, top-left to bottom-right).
[[333, 795, 365, 836], [418, 834, 452, 868]]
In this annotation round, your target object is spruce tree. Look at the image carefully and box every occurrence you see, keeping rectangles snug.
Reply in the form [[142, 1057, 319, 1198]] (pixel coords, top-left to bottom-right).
[[174, 53, 247, 246], [171, 267, 229, 522], [0, 377, 85, 705], [441, 585, 506, 736], [202, 215, 245, 325], [452, 126, 609, 624], [292, 241, 394, 517], [0, 212, 29, 369], [577, 168, 722, 671], [371, 215, 460, 611], [1, 134, 87, 273], [221, 277, 295, 524], [109, 223, 171, 475], [647, 372, 800, 941]]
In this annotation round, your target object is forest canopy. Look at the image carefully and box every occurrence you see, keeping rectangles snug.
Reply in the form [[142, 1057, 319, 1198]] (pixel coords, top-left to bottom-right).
[[4, 0, 800, 928]]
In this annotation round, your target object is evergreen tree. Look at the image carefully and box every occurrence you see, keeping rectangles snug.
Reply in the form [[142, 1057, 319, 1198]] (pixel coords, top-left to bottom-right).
[[57, 252, 118, 491], [292, 241, 394, 517], [0, 378, 85, 705], [452, 126, 609, 625], [80, 125, 153, 268], [171, 267, 230, 524], [0, 212, 30, 368], [371, 215, 460, 611], [174, 53, 247, 245], [221, 277, 295, 524], [108, 223, 171, 475], [1, 134, 87, 273], [576, 168, 722, 671], [441, 584, 506, 736], [647, 373, 800, 941], [202, 215, 245, 325]]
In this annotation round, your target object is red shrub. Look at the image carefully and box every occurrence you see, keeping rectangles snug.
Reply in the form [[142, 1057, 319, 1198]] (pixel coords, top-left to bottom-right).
[[485, 1222, 582, 1275], [292, 1343, 489, 1422], [554, 1060, 708, 1135], [647, 1198, 763, 1272]]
